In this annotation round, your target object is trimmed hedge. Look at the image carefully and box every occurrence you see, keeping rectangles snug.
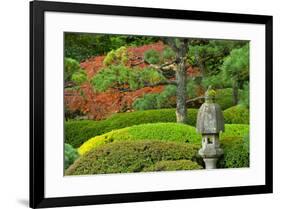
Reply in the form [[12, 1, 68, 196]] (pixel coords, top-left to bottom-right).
[[78, 123, 249, 156], [143, 160, 202, 172], [224, 105, 249, 124], [66, 140, 200, 175], [65, 108, 198, 148], [218, 137, 249, 168], [64, 143, 79, 170], [221, 124, 249, 139], [65, 106, 249, 149], [78, 123, 201, 155]]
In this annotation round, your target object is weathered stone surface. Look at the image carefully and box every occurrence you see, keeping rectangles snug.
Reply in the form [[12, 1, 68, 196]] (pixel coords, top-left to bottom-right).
[[196, 87, 225, 169], [196, 103, 224, 134]]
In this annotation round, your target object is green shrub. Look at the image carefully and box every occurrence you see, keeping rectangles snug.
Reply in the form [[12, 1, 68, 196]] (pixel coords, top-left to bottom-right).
[[64, 143, 80, 170], [243, 132, 249, 152], [202, 73, 231, 90], [162, 47, 176, 60], [239, 82, 249, 108], [218, 137, 249, 168], [65, 108, 248, 149], [224, 105, 249, 124], [66, 140, 200, 175], [103, 46, 128, 66], [144, 49, 161, 64], [215, 88, 233, 110], [143, 160, 202, 172], [92, 65, 165, 92], [221, 124, 249, 139], [65, 108, 198, 148], [132, 94, 159, 110], [215, 88, 243, 110], [78, 123, 201, 155], [133, 85, 177, 110]]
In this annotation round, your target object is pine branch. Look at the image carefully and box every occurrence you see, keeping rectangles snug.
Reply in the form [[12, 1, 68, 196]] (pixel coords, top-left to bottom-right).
[[117, 80, 177, 92], [186, 96, 204, 104]]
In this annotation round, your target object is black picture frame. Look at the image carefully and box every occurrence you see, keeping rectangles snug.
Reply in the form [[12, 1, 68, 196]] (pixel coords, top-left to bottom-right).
[[30, 0, 273, 208]]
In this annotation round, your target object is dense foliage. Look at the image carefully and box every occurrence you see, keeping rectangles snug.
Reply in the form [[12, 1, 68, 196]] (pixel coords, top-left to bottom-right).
[[221, 43, 249, 85], [78, 123, 201, 155], [218, 137, 249, 168], [65, 108, 198, 148], [103, 46, 128, 66], [65, 33, 159, 61], [64, 143, 79, 170], [239, 82, 249, 108], [224, 105, 249, 124], [221, 124, 249, 139], [66, 140, 200, 175], [64, 33, 251, 173], [91, 65, 165, 92], [133, 87, 241, 111], [144, 49, 161, 64], [188, 39, 246, 76], [64, 58, 87, 85], [78, 123, 249, 155], [215, 88, 242, 110], [133, 85, 177, 110], [143, 160, 202, 172]]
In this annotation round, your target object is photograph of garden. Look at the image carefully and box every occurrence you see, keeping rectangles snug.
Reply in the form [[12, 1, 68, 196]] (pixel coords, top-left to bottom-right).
[[64, 33, 250, 176]]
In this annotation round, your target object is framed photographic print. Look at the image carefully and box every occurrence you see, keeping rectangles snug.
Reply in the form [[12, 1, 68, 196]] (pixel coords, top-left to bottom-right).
[[30, 0, 273, 208]]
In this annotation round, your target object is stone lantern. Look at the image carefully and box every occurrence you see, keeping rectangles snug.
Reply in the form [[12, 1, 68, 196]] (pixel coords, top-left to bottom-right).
[[196, 86, 224, 169]]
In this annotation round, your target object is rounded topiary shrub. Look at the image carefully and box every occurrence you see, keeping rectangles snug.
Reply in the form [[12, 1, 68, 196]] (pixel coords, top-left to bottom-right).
[[66, 140, 200, 175], [143, 160, 202, 172], [218, 137, 249, 168], [78, 123, 201, 155], [65, 108, 198, 148], [221, 124, 249, 139], [223, 105, 249, 124], [64, 143, 80, 170]]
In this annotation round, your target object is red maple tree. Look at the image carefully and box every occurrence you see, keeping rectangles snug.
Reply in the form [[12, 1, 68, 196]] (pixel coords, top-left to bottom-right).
[[64, 41, 202, 120]]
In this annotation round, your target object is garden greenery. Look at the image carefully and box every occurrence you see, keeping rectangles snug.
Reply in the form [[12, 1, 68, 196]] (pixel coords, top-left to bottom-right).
[[66, 140, 200, 175], [91, 65, 166, 92], [218, 137, 249, 168], [64, 143, 79, 170], [133, 85, 177, 110], [144, 49, 161, 64], [65, 108, 199, 148], [143, 160, 202, 172], [78, 123, 201, 155], [223, 105, 249, 124], [133, 87, 243, 111]]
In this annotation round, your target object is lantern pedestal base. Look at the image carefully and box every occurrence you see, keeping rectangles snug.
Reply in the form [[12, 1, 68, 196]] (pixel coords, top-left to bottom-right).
[[203, 158, 218, 169]]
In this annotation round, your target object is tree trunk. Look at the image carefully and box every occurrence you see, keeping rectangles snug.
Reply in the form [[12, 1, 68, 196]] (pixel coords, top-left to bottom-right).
[[175, 40, 188, 123], [165, 38, 189, 123], [232, 80, 239, 105], [176, 64, 187, 123]]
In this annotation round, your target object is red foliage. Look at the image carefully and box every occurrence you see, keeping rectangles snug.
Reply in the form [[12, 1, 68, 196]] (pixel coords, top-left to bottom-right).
[[64, 41, 201, 120], [65, 42, 166, 119], [80, 55, 105, 78], [187, 66, 202, 77], [127, 41, 165, 68]]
